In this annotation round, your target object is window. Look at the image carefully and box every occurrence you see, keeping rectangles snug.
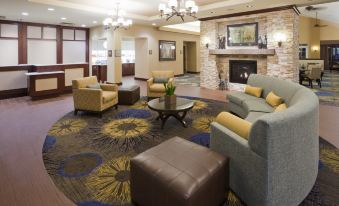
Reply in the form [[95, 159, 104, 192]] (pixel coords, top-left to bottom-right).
[[299, 44, 308, 59]]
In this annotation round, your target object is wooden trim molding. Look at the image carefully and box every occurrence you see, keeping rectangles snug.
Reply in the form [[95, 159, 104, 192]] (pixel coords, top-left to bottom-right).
[[0, 88, 27, 100], [199, 5, 299, 21], [18, 23, 27, 64], [320, 40, 339, 45]]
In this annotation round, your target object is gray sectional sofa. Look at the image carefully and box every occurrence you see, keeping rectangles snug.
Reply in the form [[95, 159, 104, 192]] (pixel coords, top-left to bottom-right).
[[210, 74, 319, 206]]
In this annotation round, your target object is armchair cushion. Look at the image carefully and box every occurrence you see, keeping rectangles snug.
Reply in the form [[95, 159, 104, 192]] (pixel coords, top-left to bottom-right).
[[149, 83, 166, 93], [87, 83, 101, 89], [102, 91, 117, 104], [153, 77, 169, 84], [216, 112, 252, 140]]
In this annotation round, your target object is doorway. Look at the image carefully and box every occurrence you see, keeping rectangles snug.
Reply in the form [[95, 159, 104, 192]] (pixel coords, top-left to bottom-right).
[[183, 41, 198, 74], [320, 41, 339, 71], [121, 37, 135, 76]]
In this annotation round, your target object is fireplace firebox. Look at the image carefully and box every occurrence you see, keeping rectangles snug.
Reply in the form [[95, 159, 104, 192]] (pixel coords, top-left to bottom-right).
[[229, 60, 257, 84]]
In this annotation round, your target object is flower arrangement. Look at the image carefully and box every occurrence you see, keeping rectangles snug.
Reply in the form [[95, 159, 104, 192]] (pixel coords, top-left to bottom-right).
[[163, 83, 176, 96]]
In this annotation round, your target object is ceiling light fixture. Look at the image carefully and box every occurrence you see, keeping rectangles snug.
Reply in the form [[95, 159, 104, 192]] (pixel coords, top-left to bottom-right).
[[21, 12, 29, 16], [93, 21, 98, 24], [103, 3, 132, 31], [152, 23, 157, 26], [61, 17, 67, 20], [159, 0, 199, 22], [81, 24, 86, 27], [48, 8, 55, 11]]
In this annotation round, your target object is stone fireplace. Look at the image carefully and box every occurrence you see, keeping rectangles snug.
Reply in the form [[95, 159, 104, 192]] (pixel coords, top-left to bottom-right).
[[200, 7, 299, 90], [229, 60, 257, 84]]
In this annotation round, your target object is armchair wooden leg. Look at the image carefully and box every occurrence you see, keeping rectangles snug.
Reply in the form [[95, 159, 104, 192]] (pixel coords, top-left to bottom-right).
[[115, 104, 118, 110], [74, 109, 78, 116], [99, 112, 103, 118], [310, 80, 313, 89]]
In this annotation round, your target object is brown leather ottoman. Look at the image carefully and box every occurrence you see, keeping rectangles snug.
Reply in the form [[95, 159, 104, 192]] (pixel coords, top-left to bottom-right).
[[130, 137, 229, 206], [118, 85, 140, 105]]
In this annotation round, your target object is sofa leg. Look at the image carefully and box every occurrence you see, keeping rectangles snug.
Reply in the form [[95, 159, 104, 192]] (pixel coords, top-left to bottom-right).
[[99, 112, 103, 118], [115, 104, 118, 110], [74, 109, 78, 116]]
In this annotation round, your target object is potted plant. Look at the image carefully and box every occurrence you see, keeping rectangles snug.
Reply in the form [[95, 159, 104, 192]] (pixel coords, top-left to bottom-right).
[[164, 83, 176, 106]]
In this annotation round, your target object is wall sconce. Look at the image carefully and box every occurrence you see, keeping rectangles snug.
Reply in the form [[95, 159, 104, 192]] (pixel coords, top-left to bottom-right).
[[274, 32, 287, 47], [312, 46, 319, 53], [203, 37, 211, 49]]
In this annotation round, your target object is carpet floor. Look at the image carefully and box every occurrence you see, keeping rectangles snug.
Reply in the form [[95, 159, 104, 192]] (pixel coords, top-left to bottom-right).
[[42, 97, 339, 206]]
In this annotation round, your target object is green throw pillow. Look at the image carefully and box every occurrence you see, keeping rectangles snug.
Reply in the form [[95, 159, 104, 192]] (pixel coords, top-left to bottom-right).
[[87, 83, 101, 89], [154, 77, 169, 84]]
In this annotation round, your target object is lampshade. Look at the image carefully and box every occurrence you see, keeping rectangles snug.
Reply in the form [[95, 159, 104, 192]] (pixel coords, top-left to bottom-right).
[[274, 32, 287, 42], [191, 5, 198, 13], [159, 3, 166, 11], [185, 0, 195, 9], [164, 8, 172, 15], [126, 19, 132, 25], [168, 0, 178, 8], [117, 17, 124, 24]]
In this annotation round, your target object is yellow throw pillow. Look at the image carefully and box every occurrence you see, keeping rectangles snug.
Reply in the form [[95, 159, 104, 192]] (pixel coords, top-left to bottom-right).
[[266, 92, 283, 107], [216, 112, 252, 140], [245, 85, 263, 98], [275, 103, 288, 112]]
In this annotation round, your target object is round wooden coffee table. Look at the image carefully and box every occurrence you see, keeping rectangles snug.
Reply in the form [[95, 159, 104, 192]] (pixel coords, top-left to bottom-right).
[[148, 97, 194, 129]]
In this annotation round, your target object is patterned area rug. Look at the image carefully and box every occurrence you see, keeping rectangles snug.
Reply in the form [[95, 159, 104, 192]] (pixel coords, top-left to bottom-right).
[[303, 70, 339, 106], [43, 97, 339, 206], [174, 73, 200, 87]]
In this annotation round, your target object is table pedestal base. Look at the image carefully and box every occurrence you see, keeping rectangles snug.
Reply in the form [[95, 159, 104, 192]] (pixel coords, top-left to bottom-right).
[[156, 111, 188, 129]]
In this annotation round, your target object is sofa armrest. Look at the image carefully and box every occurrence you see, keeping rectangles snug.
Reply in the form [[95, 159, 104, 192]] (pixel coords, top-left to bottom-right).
[[100, 84, 118, 92], [147, 78, 154, 87]]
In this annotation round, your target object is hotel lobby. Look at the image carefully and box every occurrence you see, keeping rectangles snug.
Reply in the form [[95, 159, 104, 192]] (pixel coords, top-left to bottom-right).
[[0, 0, 338, 206]]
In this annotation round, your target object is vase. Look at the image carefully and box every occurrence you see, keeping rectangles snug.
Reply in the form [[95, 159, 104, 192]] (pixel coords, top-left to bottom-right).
[[165, 95, 176, 106]]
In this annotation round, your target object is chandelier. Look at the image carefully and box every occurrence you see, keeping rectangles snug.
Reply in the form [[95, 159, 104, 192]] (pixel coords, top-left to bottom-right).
[[103, 3, 132, 30], [159, 0, 199, 21]]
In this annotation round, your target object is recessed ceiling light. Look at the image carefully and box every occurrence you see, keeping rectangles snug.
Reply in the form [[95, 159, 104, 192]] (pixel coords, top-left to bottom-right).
[[21, 12, 29, 16], [48, 8, 55, 11], [246, 5, 254, 8], [93, 21, 97, 24], [152, 23, 156, 26], [81, 24, 86, 27], [61, 17, 67, 20]]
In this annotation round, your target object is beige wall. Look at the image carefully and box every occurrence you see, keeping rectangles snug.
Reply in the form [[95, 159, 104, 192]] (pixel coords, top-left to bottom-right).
[[299, 16, 339, 59], [319, 19, 339, 41], [185, 42, 198, 72], [90, 25, 200, 82], [299, 16, 320, 59]]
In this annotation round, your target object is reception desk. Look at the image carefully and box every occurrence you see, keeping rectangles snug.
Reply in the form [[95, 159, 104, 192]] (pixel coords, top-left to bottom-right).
[[26, 71, 65, 100], [0, 63, 89, 100]]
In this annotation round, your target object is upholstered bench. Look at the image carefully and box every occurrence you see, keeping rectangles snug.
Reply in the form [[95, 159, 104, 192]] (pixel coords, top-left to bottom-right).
[[130, 137, 229, 206], [118, 85, 140, 105]]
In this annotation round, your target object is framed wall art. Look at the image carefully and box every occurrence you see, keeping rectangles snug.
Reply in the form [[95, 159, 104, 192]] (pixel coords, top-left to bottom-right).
[[159, 40, 176, 61], [227, 22, 258, 46]]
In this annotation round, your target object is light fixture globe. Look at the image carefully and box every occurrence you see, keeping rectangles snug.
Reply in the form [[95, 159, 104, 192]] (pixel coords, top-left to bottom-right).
[[185, 0, 195, 9], [168, 0, 178, 8]]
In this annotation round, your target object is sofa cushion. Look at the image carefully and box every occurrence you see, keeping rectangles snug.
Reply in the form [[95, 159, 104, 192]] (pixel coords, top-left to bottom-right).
[[266, 92, 283, 107], [244, 99, 274, 113], [149, 83, 166, 93], [275, 103, 288, 112], [216, 112, 252, 140], [245, 85, 263, 98], [245, 112, 267, 123], [247, 74, 273, 98], [228, 91, 259, 105], [102, 91, 117, 104]]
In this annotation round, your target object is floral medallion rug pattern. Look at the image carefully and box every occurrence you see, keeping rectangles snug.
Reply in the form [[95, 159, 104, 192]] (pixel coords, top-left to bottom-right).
[[42, 97, 339, 206]]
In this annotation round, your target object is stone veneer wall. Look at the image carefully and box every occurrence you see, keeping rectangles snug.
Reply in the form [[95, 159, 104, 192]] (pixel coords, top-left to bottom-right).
[[200, 9, 299, 90]]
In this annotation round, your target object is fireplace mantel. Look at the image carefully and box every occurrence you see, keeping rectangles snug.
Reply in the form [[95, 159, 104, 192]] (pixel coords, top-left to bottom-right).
[[209, 49, 276, 56]]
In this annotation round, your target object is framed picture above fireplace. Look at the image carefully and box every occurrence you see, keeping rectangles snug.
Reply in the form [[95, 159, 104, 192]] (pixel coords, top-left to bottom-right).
[[227, 22, 258, 47]]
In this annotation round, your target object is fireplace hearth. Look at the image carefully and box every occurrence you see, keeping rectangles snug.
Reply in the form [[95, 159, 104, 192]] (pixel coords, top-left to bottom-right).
[[229, 60, 257, 84]]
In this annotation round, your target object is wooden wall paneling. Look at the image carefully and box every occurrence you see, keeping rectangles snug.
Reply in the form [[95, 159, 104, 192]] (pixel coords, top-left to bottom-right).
[[56, 26, 63, 64], [18, 23, 27, 64], [28, 73, 64, 100], [86, 29, 89, 63]]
